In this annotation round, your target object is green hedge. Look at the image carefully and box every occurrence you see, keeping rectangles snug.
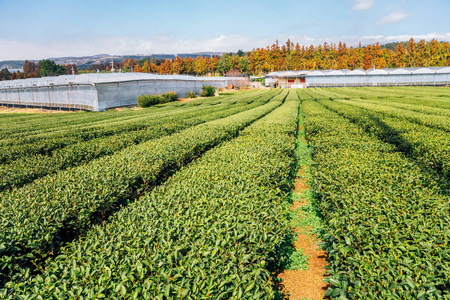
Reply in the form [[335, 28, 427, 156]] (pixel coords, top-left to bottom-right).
[[8, 90, 297, 299], [187, 91, 197, 98], [138, 92, 179, 108], [300, 93, 450, 299], [318, 98, 450, 182], [0, 90, 281, 287], [200, 85, 215, 97], [0, 95, 270, 192], [0, 91, 259, 165]]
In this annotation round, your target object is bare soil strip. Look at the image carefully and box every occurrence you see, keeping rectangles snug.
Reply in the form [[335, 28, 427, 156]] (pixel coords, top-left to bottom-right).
[[0, 106, 74, 114], [277, 129, 329, 299]]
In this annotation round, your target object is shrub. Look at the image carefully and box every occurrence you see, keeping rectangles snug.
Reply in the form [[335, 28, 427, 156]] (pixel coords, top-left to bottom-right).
[[137, 94, 164, 107], [200, 85, 215, 97], [187, 91, 196, 98], [162, 91, 178, 103]]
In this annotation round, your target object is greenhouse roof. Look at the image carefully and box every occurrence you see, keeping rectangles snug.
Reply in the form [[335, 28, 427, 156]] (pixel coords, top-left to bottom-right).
[[265, 66, 450, 78], [0, 73, 244, 89], [390, 69, 410, 75], [437, 67, 450, 73], [347, 69, 366, 75], [413, 68, 436, 74], [307, 70, 325, 76], [367, 69, 388, 75]]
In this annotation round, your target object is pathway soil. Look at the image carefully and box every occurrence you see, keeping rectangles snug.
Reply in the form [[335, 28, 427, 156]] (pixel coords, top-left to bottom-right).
[[278, 166, 329, 300], [0, 106, 74, 114]]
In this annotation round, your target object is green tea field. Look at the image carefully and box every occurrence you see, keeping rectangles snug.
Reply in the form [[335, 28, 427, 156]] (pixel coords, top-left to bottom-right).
[[0, 87, 449, 299]]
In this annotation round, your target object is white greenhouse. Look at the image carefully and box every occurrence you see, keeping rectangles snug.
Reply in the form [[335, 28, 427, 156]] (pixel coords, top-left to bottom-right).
[[265, 67, 450, 88], [0, 73, 248, 111]]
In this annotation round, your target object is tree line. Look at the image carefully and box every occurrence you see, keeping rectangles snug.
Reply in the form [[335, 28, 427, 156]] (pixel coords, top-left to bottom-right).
[[113, 38, 450, 75], [1, 38, 449, 81], [250, 38, 450, 74], [0, 60, 78, 81]]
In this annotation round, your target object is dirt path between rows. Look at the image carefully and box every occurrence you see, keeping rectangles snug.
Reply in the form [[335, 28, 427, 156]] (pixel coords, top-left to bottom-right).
[[278, 166, 329, 299]]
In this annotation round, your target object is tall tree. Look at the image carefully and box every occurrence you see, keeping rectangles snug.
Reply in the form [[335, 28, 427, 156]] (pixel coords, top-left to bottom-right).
[[395, 43, 406, 67], [142, 60, 151, 73], [406, 38, 417, 67], [0, 68, 12, 81], [363, 45, 373, 70], [40, 60, 66, 77]]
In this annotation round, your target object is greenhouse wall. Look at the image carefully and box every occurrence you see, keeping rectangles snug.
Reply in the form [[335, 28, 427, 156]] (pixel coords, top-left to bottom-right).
[[0, 74, 248, 111], [266, 67, 450, 88], [306, 73, 450, 87]]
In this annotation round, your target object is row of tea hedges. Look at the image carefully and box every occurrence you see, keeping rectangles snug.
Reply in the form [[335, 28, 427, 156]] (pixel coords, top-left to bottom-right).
[[0, 93, 273, 191], [7, 91, 299, 299], [0, 91, 264, 164], [0, 91, 282, 286], [318, 98, 450, 183], [300, 92, 450, 299]]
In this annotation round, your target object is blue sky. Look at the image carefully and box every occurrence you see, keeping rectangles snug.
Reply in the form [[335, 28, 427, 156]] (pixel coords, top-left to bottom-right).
[[0, 0, 449, 60]]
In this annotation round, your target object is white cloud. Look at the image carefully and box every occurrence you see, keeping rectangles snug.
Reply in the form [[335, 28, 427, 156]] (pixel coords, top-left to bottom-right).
[[376, 10, 409, 26], [0, 34, 253, 60], [1, 32, 450, 61], [352, 0, 375, 11]]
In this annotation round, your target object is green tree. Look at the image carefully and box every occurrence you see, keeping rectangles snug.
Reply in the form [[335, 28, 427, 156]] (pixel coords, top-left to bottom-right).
[[237, 55, 250, 74], [215, 54, 233, 75], [40, 60, 66, 77], [0, 68, 12, 81], [236, 49, 245, 57]]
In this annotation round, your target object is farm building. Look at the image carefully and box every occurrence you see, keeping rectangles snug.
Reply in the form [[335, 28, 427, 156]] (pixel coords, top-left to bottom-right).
[[265, 67, 450, 88], [0, 73, 248, 111]]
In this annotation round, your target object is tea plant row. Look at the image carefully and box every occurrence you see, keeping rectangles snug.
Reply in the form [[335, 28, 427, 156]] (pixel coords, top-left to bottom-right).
[[0, 93, 273, 191], [0, 90, 256, 140], [317, 98, 450, 184], [0, 90, 284, 289], [299, 89, 449, 299], [0, 91, 263, 164], [7, 91, 299, 299]]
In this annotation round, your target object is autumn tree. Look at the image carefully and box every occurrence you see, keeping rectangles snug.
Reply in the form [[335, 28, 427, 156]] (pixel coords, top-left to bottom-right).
[[142, 60, 151, 73], [172, 56, 185, 74], [63, 64, 79, 75], [23, 60, 37, 75], [183, 57, 194, 75], [395, 43, 406, 67], [362, 45, 373, 70], [159, 59, 173, 74], [406, 38, 417, 67]]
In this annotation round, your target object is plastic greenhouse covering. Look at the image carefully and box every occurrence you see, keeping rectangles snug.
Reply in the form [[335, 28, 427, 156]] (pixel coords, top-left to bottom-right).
[[265, 66, 450, 88], [0, 73, 248, 111]]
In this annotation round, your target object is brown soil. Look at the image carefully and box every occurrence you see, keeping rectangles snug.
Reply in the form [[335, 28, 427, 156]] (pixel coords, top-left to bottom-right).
[[0, 106, 74, 114], [178, 98, 196, 102], [278, 167, 329, 300]]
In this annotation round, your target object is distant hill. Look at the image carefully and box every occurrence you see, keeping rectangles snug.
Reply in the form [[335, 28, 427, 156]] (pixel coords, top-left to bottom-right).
[[0, 52, 226, 71], [0, 60, 27, 69]]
